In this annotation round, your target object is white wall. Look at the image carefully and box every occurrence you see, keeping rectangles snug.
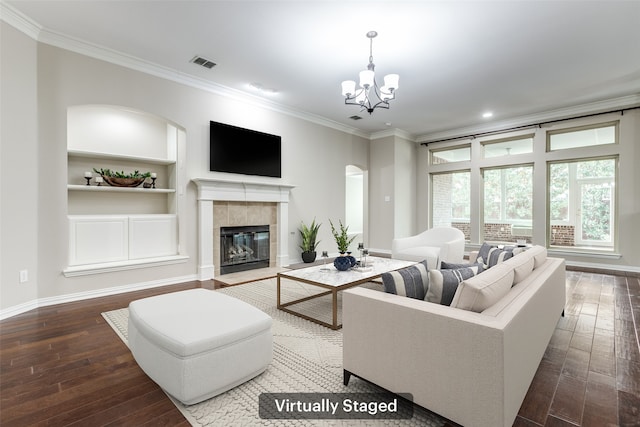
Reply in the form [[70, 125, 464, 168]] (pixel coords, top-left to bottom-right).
[[1, 23, 39, 310], [1, 23, 369, 314], [368, 136, 395, 250], [368, 133, 418, 252], [394, 136, 417, 238]]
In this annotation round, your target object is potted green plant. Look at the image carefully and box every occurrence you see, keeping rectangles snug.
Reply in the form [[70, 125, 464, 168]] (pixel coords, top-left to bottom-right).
[[329, 219, 357, 254], [299, 218, 321, 263]]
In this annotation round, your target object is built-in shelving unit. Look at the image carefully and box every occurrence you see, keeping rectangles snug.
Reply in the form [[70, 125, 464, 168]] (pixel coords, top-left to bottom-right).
[[64, 105, 187, 276]]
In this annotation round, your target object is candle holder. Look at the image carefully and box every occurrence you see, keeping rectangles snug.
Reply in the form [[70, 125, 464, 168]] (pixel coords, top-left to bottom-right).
[[84, 176, 92, 185], [320, 251, 330, 271], [95, 176, 103, 186], [151, 177, 157, 188]]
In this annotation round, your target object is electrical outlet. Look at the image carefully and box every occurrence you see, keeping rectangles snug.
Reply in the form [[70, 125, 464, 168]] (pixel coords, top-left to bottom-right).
[[19, 270, 28, 283]]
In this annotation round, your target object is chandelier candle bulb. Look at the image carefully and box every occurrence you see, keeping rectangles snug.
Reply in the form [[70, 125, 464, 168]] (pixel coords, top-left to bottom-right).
[[342, 81, 356, 97], [384, 74, 399, 91]]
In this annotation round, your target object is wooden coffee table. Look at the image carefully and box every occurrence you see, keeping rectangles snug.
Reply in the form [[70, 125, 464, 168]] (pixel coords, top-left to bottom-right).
[[276, 256, 415, 329]]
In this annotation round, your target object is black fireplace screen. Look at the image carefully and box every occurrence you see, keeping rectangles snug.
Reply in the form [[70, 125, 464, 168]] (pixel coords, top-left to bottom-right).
[[220, 225, 270, 274]]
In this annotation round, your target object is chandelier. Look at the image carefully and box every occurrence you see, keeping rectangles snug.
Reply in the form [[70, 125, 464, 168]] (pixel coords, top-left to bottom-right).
[[341, 31, 399, 114]]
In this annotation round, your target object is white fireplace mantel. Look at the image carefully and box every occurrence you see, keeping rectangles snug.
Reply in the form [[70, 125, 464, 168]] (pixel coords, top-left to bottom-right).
[[192, 178, 295, 280]]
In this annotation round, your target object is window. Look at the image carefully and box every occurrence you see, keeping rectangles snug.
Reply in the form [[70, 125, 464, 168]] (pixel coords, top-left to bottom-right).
[[548, 123, 616, 151], [430, 145, 470, 165], [431, 171, 470, 240], [482, 135, 533, 158], [482, 165, 533, 242], [426, 118, 621, 254], [549, 158, 616, 249]]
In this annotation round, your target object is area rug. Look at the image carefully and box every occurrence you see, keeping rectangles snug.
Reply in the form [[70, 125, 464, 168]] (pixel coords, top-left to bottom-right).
[[102, 278, 446, 426]]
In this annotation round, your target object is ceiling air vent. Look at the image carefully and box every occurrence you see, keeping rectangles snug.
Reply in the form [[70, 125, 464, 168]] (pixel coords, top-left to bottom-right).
[[349, 115, 363, 121], [190, 55, 217, 69]]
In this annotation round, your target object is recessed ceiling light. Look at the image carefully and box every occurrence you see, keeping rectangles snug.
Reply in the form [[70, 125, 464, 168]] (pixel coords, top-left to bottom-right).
[[482, 112, 494, 118], [248, 82, 278, 95]]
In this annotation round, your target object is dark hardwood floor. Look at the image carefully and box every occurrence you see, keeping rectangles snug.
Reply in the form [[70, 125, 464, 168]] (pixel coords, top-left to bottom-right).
[[1, 271, 639, 426]]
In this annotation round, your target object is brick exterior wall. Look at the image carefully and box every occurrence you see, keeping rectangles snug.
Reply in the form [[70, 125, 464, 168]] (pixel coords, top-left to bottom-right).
[[550, 225, 575, 246], [451, 221, 575, 246]]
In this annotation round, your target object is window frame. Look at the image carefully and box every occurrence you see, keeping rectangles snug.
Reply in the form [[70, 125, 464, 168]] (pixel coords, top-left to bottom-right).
[[429, 144, 471, 165], [424, 116, 622, 255], [547, 155, 618, 251], [480, 163, 534, 242], [481, 134, 534, 159], [546, 121, 618, 152]]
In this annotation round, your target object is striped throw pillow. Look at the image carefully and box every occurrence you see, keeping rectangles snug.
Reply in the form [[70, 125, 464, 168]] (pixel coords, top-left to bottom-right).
[[381, 260, 429, 300], [426, 266, 481, 306]]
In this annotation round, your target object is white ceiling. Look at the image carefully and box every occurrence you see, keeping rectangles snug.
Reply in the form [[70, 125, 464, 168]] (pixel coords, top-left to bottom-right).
[[5, 0, 640, 139]]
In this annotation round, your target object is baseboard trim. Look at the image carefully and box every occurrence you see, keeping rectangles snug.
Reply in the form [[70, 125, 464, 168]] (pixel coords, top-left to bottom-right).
[[0, 274, 198, 321], [565, 263, 640, 278]]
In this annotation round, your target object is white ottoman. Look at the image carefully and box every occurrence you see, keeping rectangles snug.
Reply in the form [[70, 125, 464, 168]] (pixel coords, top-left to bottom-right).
[[127, 288, 272, 405]]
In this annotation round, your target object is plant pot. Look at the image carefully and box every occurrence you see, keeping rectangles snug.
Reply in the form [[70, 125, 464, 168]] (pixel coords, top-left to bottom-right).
[[333, 255, 352, 271], [346, 253, 357, 267], [301, 251, 317, 263]]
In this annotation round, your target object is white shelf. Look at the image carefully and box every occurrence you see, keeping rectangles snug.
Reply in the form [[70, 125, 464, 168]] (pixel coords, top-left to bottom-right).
[[63, 255, 189, 277], [68, 149, 175, 165], [68, 184, 175, 193]]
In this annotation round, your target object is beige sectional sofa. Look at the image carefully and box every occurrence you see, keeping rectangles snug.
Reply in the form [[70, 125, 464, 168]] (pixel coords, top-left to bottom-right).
[[342, 246, 565, 427]]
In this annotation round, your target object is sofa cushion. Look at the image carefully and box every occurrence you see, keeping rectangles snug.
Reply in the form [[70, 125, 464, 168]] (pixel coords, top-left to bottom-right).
[[527, 245, 548, 269], [501, 250, 535, 285], [426, 266, 480, 306], [381, 260, 429, 300], [451, 263, 515, 312]]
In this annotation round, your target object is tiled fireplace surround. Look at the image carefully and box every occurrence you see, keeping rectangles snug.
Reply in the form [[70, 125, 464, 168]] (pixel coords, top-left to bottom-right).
[[193, 178, 295, 280]]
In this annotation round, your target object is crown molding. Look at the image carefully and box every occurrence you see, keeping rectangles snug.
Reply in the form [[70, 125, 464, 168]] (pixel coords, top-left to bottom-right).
[[0, 2, 41, 39], [1, 3, 369, 140], [417, 94, 640, 143], [370, 127, 416, 142], [38, 27, 370, 138]]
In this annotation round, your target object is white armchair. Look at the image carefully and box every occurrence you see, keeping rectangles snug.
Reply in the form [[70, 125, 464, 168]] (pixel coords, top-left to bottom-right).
[[391, 227, 465, 269]]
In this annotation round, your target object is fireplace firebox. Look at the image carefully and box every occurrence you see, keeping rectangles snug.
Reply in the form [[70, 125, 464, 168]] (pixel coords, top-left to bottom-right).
[[220, 225, 270, 274]]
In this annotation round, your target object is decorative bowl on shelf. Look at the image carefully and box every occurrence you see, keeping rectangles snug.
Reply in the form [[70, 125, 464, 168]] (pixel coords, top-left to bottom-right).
[[101, 176, 146, 187]]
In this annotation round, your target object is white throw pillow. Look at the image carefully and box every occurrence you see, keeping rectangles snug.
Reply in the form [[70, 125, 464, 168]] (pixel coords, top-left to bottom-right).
[[451, 263, 514, 313]]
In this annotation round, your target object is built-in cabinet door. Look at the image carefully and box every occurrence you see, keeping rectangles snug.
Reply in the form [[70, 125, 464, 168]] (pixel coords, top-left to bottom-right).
[[69, 215, 128, 266], [68, 214, 177, 266]]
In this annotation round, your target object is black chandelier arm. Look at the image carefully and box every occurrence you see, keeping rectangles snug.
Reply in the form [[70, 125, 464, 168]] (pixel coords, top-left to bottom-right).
[[343, 79, 395, 114]]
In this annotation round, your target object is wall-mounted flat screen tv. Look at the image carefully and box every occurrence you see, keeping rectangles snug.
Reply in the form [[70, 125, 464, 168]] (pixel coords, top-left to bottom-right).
[[209, 121, 281, 178]]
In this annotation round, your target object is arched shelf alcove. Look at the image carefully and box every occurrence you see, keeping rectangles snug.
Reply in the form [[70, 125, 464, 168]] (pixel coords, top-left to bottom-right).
[[64, 105, 188, 276]]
